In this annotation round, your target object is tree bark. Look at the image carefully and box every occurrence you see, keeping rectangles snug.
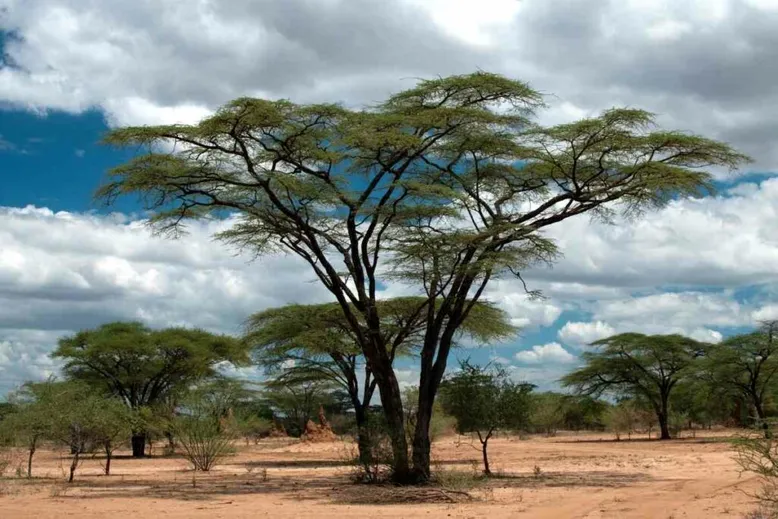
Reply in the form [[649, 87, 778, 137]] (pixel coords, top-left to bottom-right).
[[370, 362, 410, 482], [353, 405, 372, 473], [104, 442, 112, 475], [411, 395, 433, 482], [131, 433, 147, 458], [754, 398, 771, 439], [27, 441, 36, 478], [480, 436, 491, 476], [68, 451, 79, 483]]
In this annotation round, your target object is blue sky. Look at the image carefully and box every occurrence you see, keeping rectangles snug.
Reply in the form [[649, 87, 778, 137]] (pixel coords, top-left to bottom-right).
[[0, 110, 136, 212], [1, 0, 778, 395]]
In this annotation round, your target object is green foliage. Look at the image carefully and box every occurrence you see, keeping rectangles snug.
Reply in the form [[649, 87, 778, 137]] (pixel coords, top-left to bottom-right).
[[402, 387, 457, 443], [98, 70, 748, 480], [52, 322, 248, 456], [558, 395, 609, 431], [562, 333, 706, 439], [700, 321, 778, 434], [671, 378, 735, 430], [53, 322, 248, 409], [440, 362, 534, 436], [262, 379, 336, 437], [17, 380, 130, 482], [440, 361, 534, 474], [530, 392, 566, 436]]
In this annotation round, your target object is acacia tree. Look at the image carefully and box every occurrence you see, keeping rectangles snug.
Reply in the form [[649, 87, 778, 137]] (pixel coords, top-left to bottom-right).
[[52, 321, 248, 457], [98, 72, 747, 481], [439, 361, 534, 475], [244, 297, 513, 465], [562, 333, 705, 440], [701, 321, 778, 437]]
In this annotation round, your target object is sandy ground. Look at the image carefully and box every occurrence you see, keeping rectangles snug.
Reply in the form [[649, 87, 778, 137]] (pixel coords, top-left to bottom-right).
[[0, 431, 765, 518]]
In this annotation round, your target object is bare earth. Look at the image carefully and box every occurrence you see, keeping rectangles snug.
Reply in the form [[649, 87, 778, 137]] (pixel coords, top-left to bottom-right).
[[0, 431, 763, 518]]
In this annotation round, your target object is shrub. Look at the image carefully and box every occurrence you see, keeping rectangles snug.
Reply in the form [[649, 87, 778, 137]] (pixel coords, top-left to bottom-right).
[[733, 435, 778, 516], [171, 394, 236, 472]]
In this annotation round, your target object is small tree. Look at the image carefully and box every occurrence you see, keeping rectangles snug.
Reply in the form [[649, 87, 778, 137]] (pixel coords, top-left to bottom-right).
[[439, 361, 534, 475], [90, 400, 134, 475], [172, 392, 236, 472], [605, 401, 640, 440], [3, 381, 57, 478], [43, 382, 121, 482]]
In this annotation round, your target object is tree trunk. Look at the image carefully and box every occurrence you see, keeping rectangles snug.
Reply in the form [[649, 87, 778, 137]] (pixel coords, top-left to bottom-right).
[[68, 451, 79, 483], [658, 415, 671, 440], [411, 396, 433, 482], [481, 437, 491, 476], [104, 442, 112, 475], [131, 433, 147, 458], [371, 363, 410, 482], [27, 443, 36, 478], [754, 399, 771, 439], [165, 431, 176, 452], [352, 404, 372, 472], [656, 394, 671, 440], [410, 330, 456, 483]]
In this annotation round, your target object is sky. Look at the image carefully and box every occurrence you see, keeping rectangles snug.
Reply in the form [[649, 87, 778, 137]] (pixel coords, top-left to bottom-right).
[[1, 0, 778, 395]]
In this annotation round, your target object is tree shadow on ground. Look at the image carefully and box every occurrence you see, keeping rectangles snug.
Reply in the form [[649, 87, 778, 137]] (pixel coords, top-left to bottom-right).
[[550, 436, 725, 445], [34, 468, 656, 506]]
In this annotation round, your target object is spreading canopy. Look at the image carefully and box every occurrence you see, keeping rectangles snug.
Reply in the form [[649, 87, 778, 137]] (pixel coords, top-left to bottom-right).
[[52, 321, 249, 409], [244, 297, 515, 390], [98, 71, 749, 479], [561, 333, 706, 439]]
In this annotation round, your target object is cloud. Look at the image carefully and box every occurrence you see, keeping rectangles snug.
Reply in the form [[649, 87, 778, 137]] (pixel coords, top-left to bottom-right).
[[488, 289, 563, 329], [526, 178, 778, 291], [514, 342, 576, 365], [0, 205, 334, 394], [1, 0, 778, 172], [558, 321, 616, 348]]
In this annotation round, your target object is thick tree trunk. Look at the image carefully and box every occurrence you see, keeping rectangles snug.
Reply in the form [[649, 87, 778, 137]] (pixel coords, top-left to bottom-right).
[[410, 330, 457, 483], [411, 396, 433, 482], [656, 394, 671, 440], [131, 433, 147, 458], [353, 405, 372, 472], [371, 364, 410, 482], [658, 415, 671, 440]]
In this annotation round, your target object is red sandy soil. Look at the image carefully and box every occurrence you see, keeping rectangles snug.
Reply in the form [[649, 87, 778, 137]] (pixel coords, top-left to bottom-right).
[[0, 431, 765, 518]]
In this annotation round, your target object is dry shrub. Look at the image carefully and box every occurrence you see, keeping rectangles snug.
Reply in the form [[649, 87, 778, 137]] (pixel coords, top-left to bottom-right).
[[172, 414, 235, 472], [734, 434, 778, 518]]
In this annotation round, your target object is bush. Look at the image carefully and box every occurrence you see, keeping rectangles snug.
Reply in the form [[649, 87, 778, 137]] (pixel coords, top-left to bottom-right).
[[531, 393, 564, 436], [605, 402, 640, 440], [173, 414, 235, 472], [733, 435, 778, 516]]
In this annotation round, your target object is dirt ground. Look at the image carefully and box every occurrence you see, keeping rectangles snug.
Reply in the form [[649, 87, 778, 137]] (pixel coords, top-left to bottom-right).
[[0, 430, 766, 518]]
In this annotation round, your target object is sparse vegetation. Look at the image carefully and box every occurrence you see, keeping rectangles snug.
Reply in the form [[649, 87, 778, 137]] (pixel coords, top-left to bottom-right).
[[439, 361, 533, 475]]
